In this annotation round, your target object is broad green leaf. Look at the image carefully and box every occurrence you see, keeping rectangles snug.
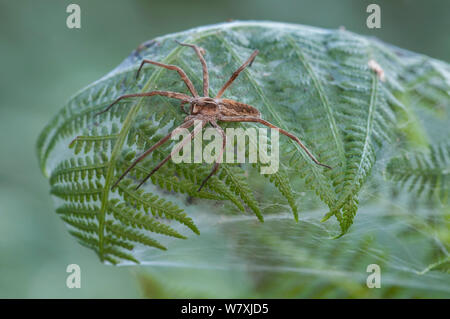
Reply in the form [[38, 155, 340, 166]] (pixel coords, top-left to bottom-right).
[[37, 21, 450, 268]]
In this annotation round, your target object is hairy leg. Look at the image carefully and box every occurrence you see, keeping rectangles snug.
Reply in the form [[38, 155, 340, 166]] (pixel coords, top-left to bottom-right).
[[219, 116, 332, 169], [215, 50, 259, 98], [136, 59, 199, 97], [176, 41, 209, 96], [112, 119, 195, 189], [198, 120, 227, 191], [96, 91, 192, 116], [135, 120, 206, 190]]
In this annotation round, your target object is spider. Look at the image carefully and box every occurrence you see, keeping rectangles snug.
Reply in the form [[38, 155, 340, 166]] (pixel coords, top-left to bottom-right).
[[97, 40, 331, 192]]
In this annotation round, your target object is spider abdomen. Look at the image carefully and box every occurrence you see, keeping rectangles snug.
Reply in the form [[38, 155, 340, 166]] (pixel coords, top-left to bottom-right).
[[219, 99, 261, 117]]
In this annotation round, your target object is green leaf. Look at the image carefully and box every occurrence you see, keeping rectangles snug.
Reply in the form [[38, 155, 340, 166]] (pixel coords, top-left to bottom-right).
[[37, 21, 450, 264]]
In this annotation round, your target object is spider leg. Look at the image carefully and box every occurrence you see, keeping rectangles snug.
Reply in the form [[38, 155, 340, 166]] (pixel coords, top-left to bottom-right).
[[175, 40, 209, 96], [96, 91, 192, 116], [135, 120, 206, 190], [218, 116, 332, 169], [111, 119, 195, 190], [198, 120, 226, 191], [215, 50, 259, 98], [136, 59, 199, 97]]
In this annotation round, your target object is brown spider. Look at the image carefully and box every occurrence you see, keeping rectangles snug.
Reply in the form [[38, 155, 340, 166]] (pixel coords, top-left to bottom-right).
[[97, 41, 331, 192]]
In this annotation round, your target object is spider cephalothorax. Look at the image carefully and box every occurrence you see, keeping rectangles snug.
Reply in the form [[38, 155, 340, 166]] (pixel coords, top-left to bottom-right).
[[97, 40, 331, 191]]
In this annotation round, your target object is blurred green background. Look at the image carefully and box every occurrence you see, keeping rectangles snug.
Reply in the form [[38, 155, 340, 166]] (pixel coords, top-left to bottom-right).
[[0, 0, 448, 298]]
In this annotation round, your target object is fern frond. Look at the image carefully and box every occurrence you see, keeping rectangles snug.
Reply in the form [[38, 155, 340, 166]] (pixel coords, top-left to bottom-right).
[[37, 22, 450, 263], [218, 164, 263, 221], [69, 124, 120, 155], [324, 33, 398, 234], [51, 181, 103, 203], [61, 215, 98, 235], [115, 179, 200, 235], [386, 143, 450, 202], [56, 203, 99, 220], [105, 221, 167, 250], [69, 230, 135, 252], [107, 199, 187, 239], [50, 153, 108, 184], [104, 246, 139, 264], [40, 103, 127, 175], [264, 169, 298, 220], [118, 150, 226, 202]]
